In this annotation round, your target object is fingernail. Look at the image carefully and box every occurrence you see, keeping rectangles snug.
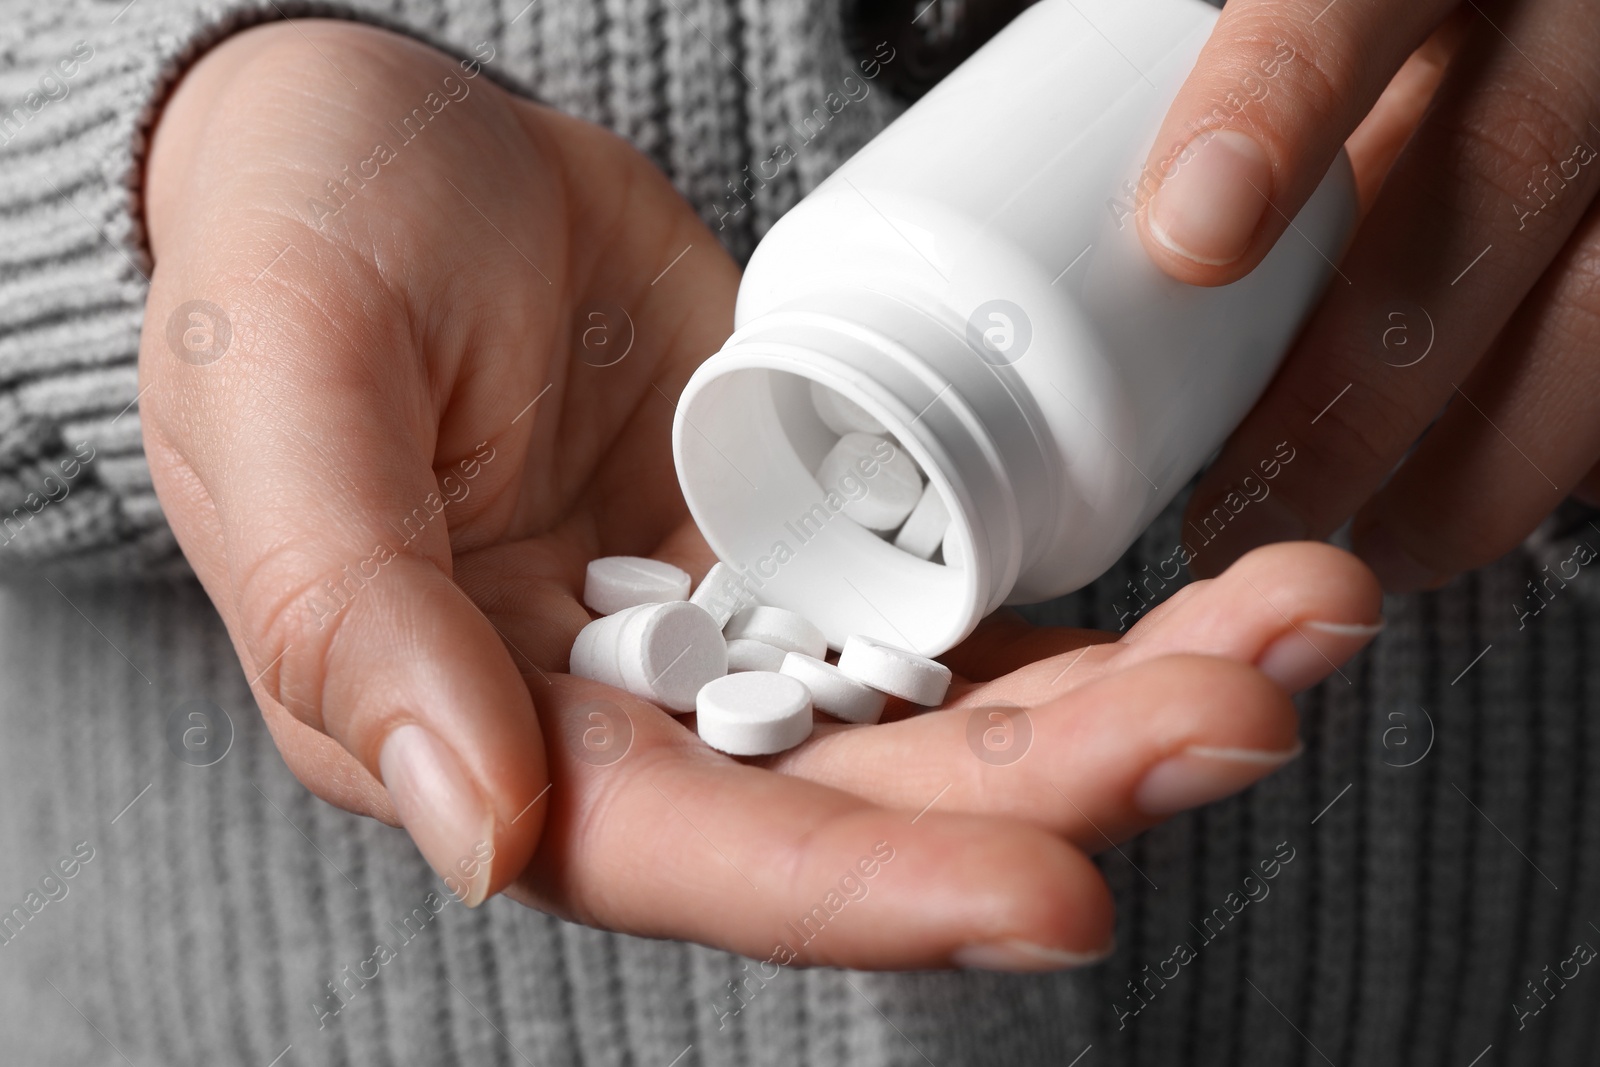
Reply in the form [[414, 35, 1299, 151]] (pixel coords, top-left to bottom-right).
[[1355, 523, 1448, 594], [1257, 618, 1386, 693], [952, 937, 1115, 972], [1148, 129, 1273, 266], [380, 723, 496, 907], [1134, 741, 1303, 816], [1186, 494, 1306, 578]]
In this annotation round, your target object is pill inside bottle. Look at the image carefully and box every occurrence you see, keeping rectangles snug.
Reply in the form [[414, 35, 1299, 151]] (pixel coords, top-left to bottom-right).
[[676, 368, 981, 658]]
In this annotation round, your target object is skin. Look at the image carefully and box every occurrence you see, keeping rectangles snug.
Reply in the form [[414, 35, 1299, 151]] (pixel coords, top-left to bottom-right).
[[138, 20, 1382, 971], [1137, 0, 1600, 589]]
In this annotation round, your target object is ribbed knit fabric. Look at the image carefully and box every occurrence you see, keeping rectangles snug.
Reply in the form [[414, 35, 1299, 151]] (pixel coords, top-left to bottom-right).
[[3, 1, 1600, 1065]]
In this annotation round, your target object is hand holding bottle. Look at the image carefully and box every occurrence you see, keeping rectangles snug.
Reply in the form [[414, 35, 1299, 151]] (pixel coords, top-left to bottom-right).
[[1142, 0, 1600, 589]]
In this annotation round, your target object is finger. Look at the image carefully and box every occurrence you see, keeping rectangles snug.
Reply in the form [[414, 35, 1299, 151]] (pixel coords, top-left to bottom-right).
[[1113, 541, 1383, 692], [141, 29, 557, 903], [1351, 199, 1600, 589], [1183, 4, 1600, 575], [1343, 10, 1474, 213], [509, 677, 1117, 972], [1137, 0, 1453, 283], [945, 542, 1382, 695], [770, 544, 1379, 846], [770, 654, 1300, 853], [255, 700, 398, 823], [143, 316, 549, 908]]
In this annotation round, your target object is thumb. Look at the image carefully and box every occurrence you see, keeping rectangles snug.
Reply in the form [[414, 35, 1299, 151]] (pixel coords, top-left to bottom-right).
[[135, 18, 558, 908], [141, 264, 547, 909], [1137, 0, 1454, 284]]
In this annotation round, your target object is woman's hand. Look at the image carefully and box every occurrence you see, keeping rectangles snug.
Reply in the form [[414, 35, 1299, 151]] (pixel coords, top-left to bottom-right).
[[1137, 0, 1600, 589], [512, 540, 1380, 972], [140, 19, 1380, 971]]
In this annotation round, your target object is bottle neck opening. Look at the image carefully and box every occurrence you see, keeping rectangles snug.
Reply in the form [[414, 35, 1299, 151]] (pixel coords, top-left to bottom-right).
[[674, 309, 1029, 655]]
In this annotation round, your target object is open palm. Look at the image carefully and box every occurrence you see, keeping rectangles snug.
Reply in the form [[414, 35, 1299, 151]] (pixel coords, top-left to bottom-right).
[[140, 20, 1381, 971]]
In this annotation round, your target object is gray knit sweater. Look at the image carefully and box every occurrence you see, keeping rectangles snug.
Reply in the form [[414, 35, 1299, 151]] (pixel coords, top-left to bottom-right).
[[3, 1, 1599, 1065]]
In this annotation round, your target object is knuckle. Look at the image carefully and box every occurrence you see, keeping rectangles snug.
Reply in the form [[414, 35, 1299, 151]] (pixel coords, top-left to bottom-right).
[[1524, 239, 1600, 356], [232, 541, 353, 729], [1158, 651, 1276, 697], [1195, 13, 1354, 140], [1299, 377, 1419, 481], [1246, 378, 1422, 534], [554, 746, 700, 930], [1148, 580, 1207, 616], [1440, 83, 1596, 214]]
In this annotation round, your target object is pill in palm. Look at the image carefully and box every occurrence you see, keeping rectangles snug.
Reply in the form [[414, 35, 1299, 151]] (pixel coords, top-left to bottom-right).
[[810, 380, 886, 436], [583, 556, 692, 616], [689, 561, 753, 629], [569, 601, 727, 713], [814, 432, 923, 531], [724, 605, 828, 659], [837, 634, 951, 706], [726, 638, 788, 673], [695, 672, 814, 755], [893, 482, 951, 560], [780, 652, 888, 724]]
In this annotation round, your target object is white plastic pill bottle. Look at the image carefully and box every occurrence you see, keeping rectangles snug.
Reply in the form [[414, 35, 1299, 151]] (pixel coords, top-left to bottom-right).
[[673, 0, 1357, 657]]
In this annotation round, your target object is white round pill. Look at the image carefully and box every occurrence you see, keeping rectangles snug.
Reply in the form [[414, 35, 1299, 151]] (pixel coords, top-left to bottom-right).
[[780, 653, 888, 724], [814, 432, 923, 531], [569, 605, 652, 700], [837, 634, 952, 706], [568, 602, 727, 713], [695, 672, 814, 755], [726, 638, 789, 673], [568, 615, 617, 683], [809, 380, 886, 436], [689, 561, 753, 629], [724, 605, 828, 659], [583, 556, 691, 616], [893, 482, 951, 560]]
